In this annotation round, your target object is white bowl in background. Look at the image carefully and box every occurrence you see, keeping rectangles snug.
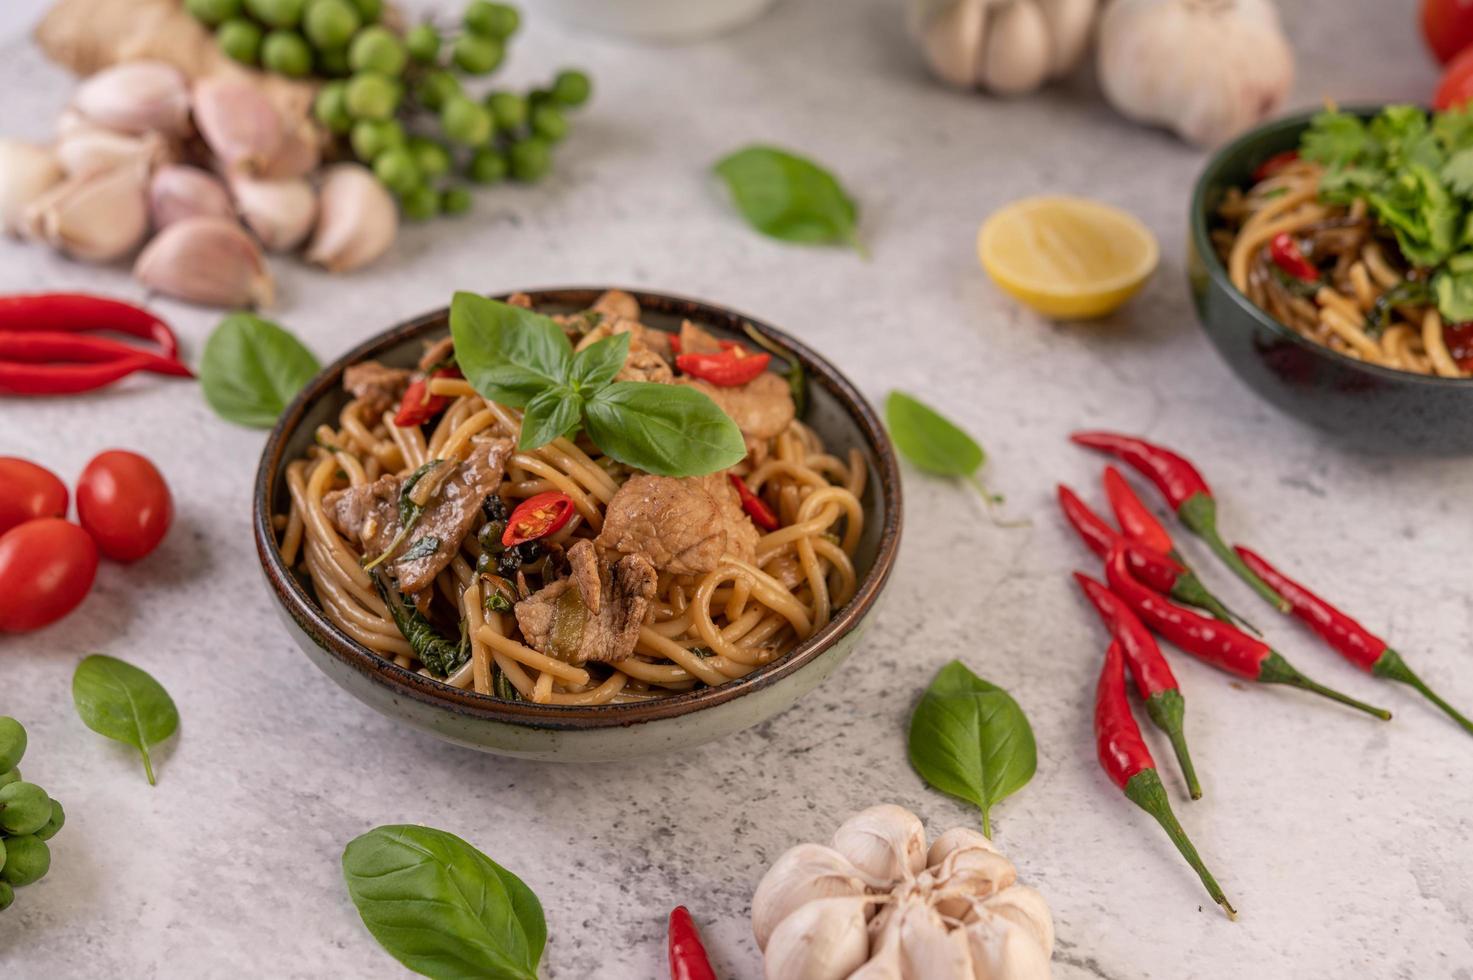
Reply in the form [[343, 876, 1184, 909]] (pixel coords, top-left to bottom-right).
[[537, 0, 780, 42]]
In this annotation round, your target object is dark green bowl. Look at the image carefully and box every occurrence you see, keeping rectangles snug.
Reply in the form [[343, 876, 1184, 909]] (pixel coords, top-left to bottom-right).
[[1188, 107, 1473, 454]]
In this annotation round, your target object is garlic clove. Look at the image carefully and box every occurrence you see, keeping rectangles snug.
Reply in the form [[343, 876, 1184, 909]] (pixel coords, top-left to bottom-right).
[[918, 0, 988, 89], [24, 166, 149, 262], [306, 163, 397, 273], [976, 885, 1054, 959], [962, 912, 1052, 980], [149, 164, 234, 229], [72, 60, 191, 137], [763, 896, 872, 980], [56, 128, 172, 180], [832, 805, 927, 887], [133, 216, 274, 308], [752, 843, 871, 951], [191, 76, 284, 173], [978, 2, 1051, 96], [846, 899, 904, 980], [1036, 0, 1097, 78], [256, 119, 322, 181], [0, 140, 64, 236], [897, 899, 975, 979], [229, 174, 317, 252], [931, 848, 1017, 920], [925, 827, 996, 870]]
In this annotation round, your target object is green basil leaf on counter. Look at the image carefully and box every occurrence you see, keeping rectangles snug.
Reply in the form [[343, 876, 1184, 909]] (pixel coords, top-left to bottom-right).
[[517, 386, 583, 451], [714, 145, 863, 253], [450, 292, 572, 407], [908, 660, 1036, 838], [342, 824, 546, 980], [71, 654, 179, 787], [199, 313, 321, 428], [584, 382, 747, 477], [886, 390, 1023, 522]]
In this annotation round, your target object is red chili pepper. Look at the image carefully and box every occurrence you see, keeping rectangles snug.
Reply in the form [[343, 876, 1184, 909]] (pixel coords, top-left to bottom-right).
[[1076, 573, 1202, 799], [729, 474, 778, 531], [0, 331, 192, 377], [1268, 232, 1320, 283], [1056, 485, 1240, 626], [502, 491, 576, 547], [393, 367, 460, 427], [1094, 638, 1234, 918], [676, 349, 770, 387], [0, 293, 179, 358], [1070, 432, 1291, 612], [0, 357, 153, 396], [667, 906, 718, 980], [1252, 150, 1300, 182], [1105, 545, 1391, 720], [1235, 547, 1473, 736], [1102, 466, 1173, 555], [668, 336, 743, 356]]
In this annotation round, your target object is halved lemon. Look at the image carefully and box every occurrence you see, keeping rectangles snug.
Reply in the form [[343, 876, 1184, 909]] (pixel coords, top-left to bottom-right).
[[978, 195, 1159, 319]]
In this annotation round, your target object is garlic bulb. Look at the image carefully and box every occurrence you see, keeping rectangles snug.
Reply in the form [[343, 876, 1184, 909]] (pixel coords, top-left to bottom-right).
[[910, 0, 1097, 96], [55, 128, 171, 180], [71, 60, 190, 137], [1097, 0, 1293, 147], [191, 76, 284, 173], [149, 165, 233, 229], [23, 165, 148, 262], [133, 216, 274, 308], [753, 805, 1053, 980], [229, 175, 317, 252], [306, 164, 397, 273], [0, 141, 64, 236]]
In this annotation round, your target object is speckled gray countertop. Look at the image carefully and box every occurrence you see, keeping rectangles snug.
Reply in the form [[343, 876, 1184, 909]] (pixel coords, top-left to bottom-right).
[[2, 0, 1470, 977]]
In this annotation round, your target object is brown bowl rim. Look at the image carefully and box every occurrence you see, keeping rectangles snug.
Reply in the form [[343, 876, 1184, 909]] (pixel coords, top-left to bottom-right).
[[252, 287, 904, 731]]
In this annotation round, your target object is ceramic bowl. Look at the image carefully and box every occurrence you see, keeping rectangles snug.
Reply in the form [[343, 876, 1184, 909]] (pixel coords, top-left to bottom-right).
[[1188, 107, 1473, 454], [536, 0, 779, 42], [253, 288, 902, 761]]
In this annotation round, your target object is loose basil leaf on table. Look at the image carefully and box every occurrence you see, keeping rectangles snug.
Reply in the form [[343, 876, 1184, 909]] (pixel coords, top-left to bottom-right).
[[71, 654, 179, 786], [199, 313, 321, 428], [908, 660, 1037, 838], [886, 390, 1021, 521], [714, 145, 864, 254], [343, 824, 546, 980], [585, 382, 747, 477]]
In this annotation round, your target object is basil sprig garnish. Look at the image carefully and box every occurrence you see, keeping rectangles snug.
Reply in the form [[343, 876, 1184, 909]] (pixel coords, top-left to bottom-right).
[[450, 293, 746, 477]]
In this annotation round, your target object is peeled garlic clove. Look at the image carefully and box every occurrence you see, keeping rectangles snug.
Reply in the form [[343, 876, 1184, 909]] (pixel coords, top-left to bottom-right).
[[962, 912, 1052, 980], [976, 885, 1054, 959], [134, 216, 274, 308], [917, 0, 988, 88], [763, 896, 871, 980], [149, 165, 233, 229], [56, 128, 171, 180], [752, 843, 870, 951], [897, 899, 975, 979], [229, 174, 316, 252], [978, 2, 1051, 95], [257, 119, 322, 181], [306, 163, 397, 273], [0, 140, 63, 236], [72, 60, 190, 137], [925, 827, 996, 870], [832, 805, 927, 886], [192, 76, 283, 173], [26, 166, 148, 262]]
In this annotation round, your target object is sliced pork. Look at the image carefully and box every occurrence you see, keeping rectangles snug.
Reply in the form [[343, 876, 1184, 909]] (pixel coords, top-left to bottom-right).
[[679, 371, 795, 442], [343, 360, 411, 418], [514, 539, 656, 664]]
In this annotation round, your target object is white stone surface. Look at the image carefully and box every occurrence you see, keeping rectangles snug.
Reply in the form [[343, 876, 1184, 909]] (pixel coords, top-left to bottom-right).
[[2, 1, 1470, 977]]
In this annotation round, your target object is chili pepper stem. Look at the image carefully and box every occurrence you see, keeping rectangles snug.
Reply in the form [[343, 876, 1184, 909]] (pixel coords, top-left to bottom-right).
[[1177, 495, 1290, 613], [1145, 690, 1202, 800], [1123, 768, 1234, 918], [1258, 652, 1392, 720], [1374, 650, 1473, 736], [1172, 572, 1258, 635]]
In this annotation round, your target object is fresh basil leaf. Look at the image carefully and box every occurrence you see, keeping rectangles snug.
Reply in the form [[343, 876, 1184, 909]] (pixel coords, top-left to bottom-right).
[[342, 824, 546, 980], [713, 145, 863, 253], [399, 535, 442, 562], [568, 332, 630, 393], [199, 313, 320, 429], [71, 654, 179, 787], [585, 382, 746, 477], [450, 292, 572, 408], [518, 386, 583, 451], [885, 391, 983, 478], [908, 661, 1036, 838]]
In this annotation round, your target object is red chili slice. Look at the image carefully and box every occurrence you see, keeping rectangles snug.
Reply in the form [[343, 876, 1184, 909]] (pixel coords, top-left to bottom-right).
[[729, 473, 779, 531], [502, 491, 576, 547], [1268, 233, 1319, 282], [393, 367, 461, 427], [676, 349, 771, 387], [1253, 150, 1300, 182]]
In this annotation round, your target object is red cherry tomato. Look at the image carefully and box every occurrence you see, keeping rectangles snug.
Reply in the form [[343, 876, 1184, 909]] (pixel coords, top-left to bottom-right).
[[502, 492, 575, 547], [0, 457, 68, 534], [0, 518, 98, 632], [1423, 0, 1473, 64], [1436, 45, 1473, 108], [76, 450, 172, 562]]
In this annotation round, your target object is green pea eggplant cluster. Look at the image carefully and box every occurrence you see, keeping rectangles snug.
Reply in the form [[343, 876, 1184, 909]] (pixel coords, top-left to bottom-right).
[[185, 0, 593, 220], [0, 718, 66, 912]]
